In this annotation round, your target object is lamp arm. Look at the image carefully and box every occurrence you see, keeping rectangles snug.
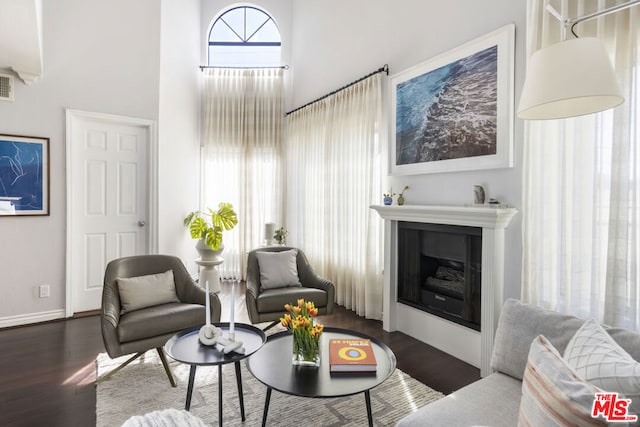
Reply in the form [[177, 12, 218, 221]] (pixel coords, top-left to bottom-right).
[[547, 1, 640, 40]]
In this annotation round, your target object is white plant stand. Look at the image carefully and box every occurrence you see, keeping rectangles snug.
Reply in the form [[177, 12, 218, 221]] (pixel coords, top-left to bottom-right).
[[196, 258, 223, 293]]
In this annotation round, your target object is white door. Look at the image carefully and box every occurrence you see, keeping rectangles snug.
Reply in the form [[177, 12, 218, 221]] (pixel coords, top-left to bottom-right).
[[66, 110, 153, 315]]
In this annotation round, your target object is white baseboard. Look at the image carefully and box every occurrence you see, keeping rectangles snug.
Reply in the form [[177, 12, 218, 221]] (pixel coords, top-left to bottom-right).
[[0, 309, 67, 329]]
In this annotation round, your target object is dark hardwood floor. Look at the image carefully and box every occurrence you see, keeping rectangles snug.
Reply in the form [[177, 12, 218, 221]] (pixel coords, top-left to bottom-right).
[[0, 287, 479, 427]]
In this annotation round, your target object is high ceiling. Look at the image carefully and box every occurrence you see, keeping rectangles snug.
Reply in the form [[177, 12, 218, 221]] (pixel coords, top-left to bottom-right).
[[0, 0, 43, 84]]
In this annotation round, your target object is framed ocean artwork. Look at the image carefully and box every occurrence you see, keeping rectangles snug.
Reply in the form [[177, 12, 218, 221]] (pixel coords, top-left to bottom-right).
[[0, 134, 49, 216], [390, 24, 514, 175]]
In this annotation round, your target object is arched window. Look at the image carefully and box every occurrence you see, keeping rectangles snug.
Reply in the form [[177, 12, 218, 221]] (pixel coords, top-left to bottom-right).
[[208, 6, 281, 67]]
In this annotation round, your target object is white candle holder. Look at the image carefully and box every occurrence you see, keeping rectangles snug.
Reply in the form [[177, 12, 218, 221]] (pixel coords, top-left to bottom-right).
[[199, 280, 223, 345], [198, 279, 245, 354]]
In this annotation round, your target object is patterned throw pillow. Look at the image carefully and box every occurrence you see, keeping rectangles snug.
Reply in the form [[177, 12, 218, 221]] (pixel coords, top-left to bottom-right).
[[518, 335, 607, 427], [564, 319, 640, 415]]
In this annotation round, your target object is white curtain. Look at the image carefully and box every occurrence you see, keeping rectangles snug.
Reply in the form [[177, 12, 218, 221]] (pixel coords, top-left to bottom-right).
[[286, 73, 384, 319], [522, 0, 640, 328], [201, 68, 284, 279]]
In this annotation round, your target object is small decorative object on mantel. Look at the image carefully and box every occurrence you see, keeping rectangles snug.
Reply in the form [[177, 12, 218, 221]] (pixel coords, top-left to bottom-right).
[[464, 197, 510, 209], [273, 226, 288, 245], [473, 185, 486, 205], [397, 185, 409, 206], [383, 189, 396, 206], [280, 299, 324, 367]]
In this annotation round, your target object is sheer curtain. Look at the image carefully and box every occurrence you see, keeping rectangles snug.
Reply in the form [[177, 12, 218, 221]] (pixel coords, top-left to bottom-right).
[[201, 68, 284, 279], [522, 0, 639, 328], [286, 73, 384, 319]]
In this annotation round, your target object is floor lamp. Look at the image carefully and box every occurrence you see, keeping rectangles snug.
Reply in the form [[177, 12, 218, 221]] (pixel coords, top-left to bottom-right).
[[517, 1, 639, 120]]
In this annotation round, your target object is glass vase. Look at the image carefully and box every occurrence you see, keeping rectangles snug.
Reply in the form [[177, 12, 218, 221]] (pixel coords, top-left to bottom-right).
[[292, 335, 321, 367]]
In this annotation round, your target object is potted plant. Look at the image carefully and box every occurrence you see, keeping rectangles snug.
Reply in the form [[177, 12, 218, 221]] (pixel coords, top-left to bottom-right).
[[274, 226, 288, 245], [184, 203, 238, 259]]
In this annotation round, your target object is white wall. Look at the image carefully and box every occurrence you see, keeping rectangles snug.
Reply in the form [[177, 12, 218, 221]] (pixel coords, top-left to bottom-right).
[[0, 0, 161, 324], [289, 0, 526, 302], [157, 0, 202, 272]]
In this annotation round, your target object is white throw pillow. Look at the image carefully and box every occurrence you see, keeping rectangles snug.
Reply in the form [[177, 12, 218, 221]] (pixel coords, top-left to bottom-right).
[[255, 249, 301, 290], [564, 318, 640, 415], [118, 269, 180, 314], [518, 335, 606, 426]]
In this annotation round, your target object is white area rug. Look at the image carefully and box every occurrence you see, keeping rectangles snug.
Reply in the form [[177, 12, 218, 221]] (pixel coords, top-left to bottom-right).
[[96, 350, 444, 426]]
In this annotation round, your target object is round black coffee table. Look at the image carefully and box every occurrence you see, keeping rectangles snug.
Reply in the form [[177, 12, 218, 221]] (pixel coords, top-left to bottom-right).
[[164, 323, 266, 426], [247, 327, 396, 427]]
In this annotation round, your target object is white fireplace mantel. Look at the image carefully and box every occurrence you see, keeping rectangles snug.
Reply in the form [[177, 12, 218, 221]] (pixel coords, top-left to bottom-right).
[[370, 204, 517, 228], [371, 204, 517, 376]]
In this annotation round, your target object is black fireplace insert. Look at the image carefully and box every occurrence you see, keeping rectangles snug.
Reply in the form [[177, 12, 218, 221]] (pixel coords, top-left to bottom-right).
[[397, 221, 482, 331]]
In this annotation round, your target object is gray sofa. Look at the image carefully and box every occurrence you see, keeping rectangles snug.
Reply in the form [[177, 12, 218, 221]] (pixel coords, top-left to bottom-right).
[[397, 298, 640, 426]]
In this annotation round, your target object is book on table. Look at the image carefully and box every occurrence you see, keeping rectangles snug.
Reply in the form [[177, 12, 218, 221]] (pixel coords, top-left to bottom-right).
[[329, 338, 377, 372]]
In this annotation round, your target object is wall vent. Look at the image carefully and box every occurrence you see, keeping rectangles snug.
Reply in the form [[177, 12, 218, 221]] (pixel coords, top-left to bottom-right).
[[0, 73, 15, 101]]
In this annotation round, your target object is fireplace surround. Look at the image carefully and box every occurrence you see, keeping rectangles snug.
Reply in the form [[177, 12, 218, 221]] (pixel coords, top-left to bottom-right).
[[371, 204, 517, 376]]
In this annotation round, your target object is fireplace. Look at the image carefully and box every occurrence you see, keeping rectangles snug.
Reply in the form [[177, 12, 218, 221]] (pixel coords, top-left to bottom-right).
[[371, 204, 517, 376], [397, 222, 482, 331]]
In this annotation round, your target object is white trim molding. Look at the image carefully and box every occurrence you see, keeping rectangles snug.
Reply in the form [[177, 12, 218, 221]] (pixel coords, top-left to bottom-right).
[[0, 309, 66, 329], [371, 204, 517, 376]]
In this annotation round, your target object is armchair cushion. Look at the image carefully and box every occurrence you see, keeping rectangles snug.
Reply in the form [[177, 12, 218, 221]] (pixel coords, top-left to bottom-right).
[[117, 269, 180, 314], [255, 249, 301, 290], [256, 286, 328, 314], [117, 302, 205, 343]]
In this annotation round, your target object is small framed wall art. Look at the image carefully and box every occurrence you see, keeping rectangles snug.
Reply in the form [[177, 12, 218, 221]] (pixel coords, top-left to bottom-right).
[[0, 133, 50, 216], [390, 24, 515, 175]]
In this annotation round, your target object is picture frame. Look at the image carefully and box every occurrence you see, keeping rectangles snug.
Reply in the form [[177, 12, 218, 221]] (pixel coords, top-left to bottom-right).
[[0, 133, 50, 216], [390, 24, 515, 175]]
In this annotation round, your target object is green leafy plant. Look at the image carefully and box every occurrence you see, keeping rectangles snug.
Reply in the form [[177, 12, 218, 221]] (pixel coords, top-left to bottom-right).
[[183, 203, 238, 250], [274, 226, 288, 245]]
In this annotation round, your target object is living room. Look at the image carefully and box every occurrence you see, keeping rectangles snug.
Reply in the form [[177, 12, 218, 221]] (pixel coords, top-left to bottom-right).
[[1, 0, 639, 426]]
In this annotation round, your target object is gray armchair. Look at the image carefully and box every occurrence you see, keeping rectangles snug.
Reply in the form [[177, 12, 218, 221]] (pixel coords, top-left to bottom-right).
[[246, 246, 335, 329], [100, 254, 221, 386]]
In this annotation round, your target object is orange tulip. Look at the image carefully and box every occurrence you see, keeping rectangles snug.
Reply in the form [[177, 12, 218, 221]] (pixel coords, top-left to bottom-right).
[[308, 307, 318, 317], [284, 303, 292, 312], [297, 298, 305, 308]]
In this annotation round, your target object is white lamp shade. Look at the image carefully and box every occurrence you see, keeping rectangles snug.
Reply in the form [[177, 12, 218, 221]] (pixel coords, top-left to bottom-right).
[[517, 37, 624, 120]]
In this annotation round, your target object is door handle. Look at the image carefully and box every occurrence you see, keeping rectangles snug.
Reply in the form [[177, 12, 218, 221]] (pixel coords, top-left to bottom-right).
[[138, 220, 146, 227]]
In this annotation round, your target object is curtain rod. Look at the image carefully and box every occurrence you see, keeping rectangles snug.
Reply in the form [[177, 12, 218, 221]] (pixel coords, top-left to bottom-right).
[[286, 64, 389, 116], [199, 65, 289, 70]]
